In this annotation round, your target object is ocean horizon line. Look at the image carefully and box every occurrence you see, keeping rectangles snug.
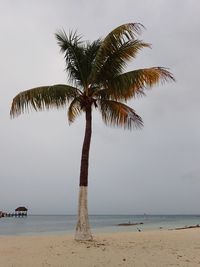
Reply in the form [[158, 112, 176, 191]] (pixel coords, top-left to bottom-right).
[[27, 213, 200, 216]]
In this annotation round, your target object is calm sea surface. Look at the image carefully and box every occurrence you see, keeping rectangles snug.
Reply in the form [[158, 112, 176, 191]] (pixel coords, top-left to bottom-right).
[[0, 215, 200, 236]]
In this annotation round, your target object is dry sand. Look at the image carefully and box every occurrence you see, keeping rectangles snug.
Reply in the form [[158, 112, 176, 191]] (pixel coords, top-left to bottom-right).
[[0, 229, 200, 267]]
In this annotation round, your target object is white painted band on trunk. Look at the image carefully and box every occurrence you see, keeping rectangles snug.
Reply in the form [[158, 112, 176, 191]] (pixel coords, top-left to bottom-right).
[[75, 186, 93, 241]]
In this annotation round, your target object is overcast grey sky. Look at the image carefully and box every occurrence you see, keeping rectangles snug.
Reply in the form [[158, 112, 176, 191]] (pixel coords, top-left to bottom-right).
[[0, 0, 199, 215]]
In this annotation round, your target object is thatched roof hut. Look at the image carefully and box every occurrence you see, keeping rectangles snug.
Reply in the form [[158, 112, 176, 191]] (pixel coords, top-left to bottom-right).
[[15, 207, 28, 212]]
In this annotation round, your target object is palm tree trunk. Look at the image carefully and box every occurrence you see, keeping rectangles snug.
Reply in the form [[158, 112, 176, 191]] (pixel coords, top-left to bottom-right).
[[75, 106, 93, 241]]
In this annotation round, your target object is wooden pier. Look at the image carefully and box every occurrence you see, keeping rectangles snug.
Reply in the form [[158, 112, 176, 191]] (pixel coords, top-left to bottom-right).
[[0, 207, 28, 218]]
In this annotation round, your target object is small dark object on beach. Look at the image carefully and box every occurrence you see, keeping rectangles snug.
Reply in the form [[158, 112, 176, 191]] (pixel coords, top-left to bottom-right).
[[117, 222, 143, 226], [175, 224, 200, 230]]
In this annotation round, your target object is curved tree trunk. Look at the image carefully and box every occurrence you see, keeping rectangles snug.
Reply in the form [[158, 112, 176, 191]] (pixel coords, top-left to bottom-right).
[[75, 106, 93, 241]]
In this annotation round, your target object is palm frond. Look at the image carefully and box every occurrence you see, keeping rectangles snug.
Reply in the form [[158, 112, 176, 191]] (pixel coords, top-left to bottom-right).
[[99, 67, 175, 101], [10, 84, 80, 117], [102, 23, 144, 46], [94, 40, 150, 83], [90, 23, 145, 82], [67, 97, 82, 123], [56, 30, 102, 90], [55, 30, 86, 88], [98, 99, 143, 129], [80, 39, 102, 89], [56, 30, 83, 52]]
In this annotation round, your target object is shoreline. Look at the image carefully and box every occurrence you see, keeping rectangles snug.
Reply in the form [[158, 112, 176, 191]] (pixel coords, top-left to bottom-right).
[[1, 214, 200, 237], [0, 228, 200, 266], [1, 223, 200, 238]]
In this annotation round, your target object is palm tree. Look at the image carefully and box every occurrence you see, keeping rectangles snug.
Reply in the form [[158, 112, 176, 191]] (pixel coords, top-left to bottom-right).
[[10, 23, 174, 241]]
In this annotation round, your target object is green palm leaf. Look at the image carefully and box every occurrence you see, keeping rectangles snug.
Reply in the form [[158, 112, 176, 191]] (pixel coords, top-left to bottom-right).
[[75, 39, 101, 91], [100, 23, 144, 49], [10, 84, 80, 117], [92, 40, 150, 84], [68, 97, 82, 123], [55, 30, 86, 88], [56, 31, 102, 90], [98, 99, 143, 129], [90, 23, 145, 83], [97, 67, 175, 101]]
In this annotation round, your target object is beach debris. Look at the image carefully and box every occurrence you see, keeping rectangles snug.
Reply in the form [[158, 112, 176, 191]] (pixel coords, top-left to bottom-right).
[[97, 243, 106, 246], [175, 224, 200, 230], [117, 222, 143, 226], [81, 240, 107, 249]]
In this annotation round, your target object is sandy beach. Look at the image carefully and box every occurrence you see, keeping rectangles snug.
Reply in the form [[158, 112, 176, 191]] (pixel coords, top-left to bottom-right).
[[0, 229, 200, 267]]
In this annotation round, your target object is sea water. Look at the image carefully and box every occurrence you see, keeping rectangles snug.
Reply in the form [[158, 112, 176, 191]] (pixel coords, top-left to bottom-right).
[[0, 215, 199, 236]]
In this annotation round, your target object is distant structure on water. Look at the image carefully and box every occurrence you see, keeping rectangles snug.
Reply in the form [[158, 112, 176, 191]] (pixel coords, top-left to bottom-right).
[[0, 206, 28, 218], [15, 206, 28, 217]]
